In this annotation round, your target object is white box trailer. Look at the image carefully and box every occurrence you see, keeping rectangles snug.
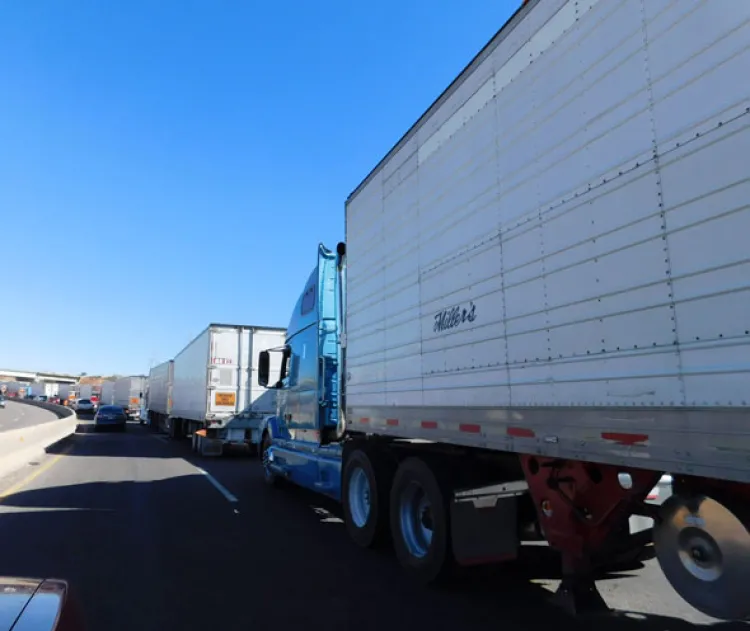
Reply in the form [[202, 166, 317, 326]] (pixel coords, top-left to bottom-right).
[[75, 385, 93, 400], [338, 0, 750, 619], [100, 381, 115, 406], [346, 0, 750, 478], [146, 360, 173, 431], [58, 384, 75, 402], [26, 382, 57, 399], [113, 376, 146, 421], [170, 323, 286, 455]]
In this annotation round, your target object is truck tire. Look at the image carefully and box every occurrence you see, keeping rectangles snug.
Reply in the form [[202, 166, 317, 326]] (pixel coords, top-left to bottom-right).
[[389, 457, 452, 584], [342, 449, 389, 548], [261, 431, 280, 487]]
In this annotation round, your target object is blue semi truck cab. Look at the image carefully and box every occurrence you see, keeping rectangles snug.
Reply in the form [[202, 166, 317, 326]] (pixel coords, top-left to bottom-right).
[[258, 242, 347, 498]]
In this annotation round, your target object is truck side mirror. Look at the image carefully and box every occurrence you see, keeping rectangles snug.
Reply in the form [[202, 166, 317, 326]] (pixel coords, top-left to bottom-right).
[[258, 351, 271, 387]]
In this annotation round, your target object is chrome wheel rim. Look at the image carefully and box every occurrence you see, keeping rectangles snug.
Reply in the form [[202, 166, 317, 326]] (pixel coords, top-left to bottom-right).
[[399, 481, 433, 558], [348, 467, 371, 528]]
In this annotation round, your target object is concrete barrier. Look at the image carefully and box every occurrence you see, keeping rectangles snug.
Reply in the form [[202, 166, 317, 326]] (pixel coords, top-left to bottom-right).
[[0, 400, 78, 481], [10, 398, 76, 419]]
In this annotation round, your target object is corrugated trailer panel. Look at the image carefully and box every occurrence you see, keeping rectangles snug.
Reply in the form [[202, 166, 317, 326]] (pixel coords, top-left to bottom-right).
[[147, 361, 173, 415], [100, 381, 115, 406], [344, 0, 750, 481], [172, 327, 212, 422], [113, 376, 146, 409], [247, 329, 286, 414]]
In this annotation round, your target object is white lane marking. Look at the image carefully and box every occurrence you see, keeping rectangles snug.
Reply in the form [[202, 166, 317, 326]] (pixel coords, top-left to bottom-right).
[[146, 434, 238, 503], [196, 467, 238, 503]]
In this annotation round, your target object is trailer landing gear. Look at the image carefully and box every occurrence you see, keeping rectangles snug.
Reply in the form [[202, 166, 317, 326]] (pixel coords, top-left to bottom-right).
[[552, 573, 608, 616], [520, 455, 661, 615]]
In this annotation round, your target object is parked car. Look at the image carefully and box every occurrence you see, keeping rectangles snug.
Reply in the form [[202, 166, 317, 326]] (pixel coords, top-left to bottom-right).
[[93, 405, 127, 432], [73, 398, 96, 415]]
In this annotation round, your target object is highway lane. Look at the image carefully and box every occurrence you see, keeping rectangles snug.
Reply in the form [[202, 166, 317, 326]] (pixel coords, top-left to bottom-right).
[[0, 423, 743, 631], [0, 399, 59, 433]]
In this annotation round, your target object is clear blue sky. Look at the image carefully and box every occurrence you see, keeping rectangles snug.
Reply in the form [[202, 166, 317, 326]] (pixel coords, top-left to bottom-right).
[[0, 0, 517, 376]]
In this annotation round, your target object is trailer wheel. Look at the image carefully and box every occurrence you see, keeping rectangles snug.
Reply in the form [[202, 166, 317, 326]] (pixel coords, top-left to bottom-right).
[[343, 449, 389, 548], [654, 493, 750, 620], [390, 457, 452, 584]]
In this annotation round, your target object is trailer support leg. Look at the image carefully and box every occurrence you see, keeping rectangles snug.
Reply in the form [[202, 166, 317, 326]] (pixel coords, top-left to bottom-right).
[[520, 455, 661, 615], [552, 558, 609, 615]]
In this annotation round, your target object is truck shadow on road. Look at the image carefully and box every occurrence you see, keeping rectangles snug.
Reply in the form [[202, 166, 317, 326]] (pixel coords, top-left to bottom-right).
[[18, 426, 747, 631]]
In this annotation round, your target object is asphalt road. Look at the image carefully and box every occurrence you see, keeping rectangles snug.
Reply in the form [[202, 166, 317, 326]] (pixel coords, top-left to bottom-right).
[[0, 423, 745, 631], [0, 399, 59, 433]]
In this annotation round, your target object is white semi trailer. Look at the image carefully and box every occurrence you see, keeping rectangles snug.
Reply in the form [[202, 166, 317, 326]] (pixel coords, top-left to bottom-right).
[[256, 0, 750, 621], [146, 360, 173, 432], [169, 323, 286, 456], [113, 376, 147, 422]]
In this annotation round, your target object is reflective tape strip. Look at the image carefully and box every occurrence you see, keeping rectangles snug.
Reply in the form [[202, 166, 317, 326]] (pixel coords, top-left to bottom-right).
[[602, 432, 649, 446], [459, 423, 481, 434]]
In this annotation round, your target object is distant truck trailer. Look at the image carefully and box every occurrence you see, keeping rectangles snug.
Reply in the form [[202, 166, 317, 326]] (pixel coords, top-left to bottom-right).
[[168, 323, 286, 456], [75, 384, 93, 401], [146, 360, 173, 433], [100, 381, 115, 406], [113, 376, 147, 422]]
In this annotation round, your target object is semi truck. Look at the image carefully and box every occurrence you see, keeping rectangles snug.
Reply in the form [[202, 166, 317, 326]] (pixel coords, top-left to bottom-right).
[[113, 376, 147, 422], [57, 384, 73, 404], [256, 0, 750, 621], [75, 384, 93, 401], [166, 324, 286, 456], [146, 360, 173, 432], [99, 381, 115, 406]]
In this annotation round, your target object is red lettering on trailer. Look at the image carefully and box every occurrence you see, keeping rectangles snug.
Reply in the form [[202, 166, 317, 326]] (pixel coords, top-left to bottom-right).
[[421, 421, 438, 429], [601, 432, 649, 446], [359, 417, 370, 424], [386, 418, 399, 427], [459, 423, 481, 434], [507, 426, 535, 438]]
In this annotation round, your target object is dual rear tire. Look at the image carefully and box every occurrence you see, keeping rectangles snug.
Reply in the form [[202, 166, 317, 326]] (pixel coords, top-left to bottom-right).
[[342, 450, 451, 583]]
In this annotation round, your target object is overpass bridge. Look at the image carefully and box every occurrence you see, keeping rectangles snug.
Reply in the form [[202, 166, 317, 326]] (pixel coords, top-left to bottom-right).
[[0, 369, 79, 385]]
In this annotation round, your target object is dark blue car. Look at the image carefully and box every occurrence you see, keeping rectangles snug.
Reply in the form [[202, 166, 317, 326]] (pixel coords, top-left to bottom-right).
[[93, 405, 127, 432]]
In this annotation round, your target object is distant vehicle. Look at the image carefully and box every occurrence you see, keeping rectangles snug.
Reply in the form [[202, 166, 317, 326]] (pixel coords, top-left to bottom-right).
[[73, 399, 95, 415], [0, 396, 5, 409], [113, 376, 146, 423], [99, 380, 116, 406], [165, 324, 285, 456], [93, 405, 127, 432]]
